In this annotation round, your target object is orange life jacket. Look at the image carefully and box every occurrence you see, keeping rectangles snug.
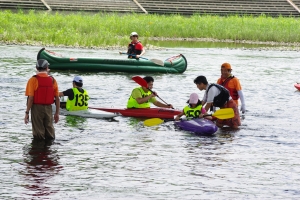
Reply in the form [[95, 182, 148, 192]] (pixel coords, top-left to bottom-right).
[[218, 76, 239, 100]]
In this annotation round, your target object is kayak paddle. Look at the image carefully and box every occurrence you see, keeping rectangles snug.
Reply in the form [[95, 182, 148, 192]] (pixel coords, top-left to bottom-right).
[[144, 118, 165, 127], [120, 52, 164, 66], [132, 76, 173, 108], [143, 108, 235, 127]]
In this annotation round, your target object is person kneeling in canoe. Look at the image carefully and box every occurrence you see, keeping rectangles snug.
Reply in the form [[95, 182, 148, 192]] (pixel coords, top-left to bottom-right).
[[59, 76, 89, 111], [127, 76, 173, 109], [174, 93, 212, 121], [194, 75, 241, 129]]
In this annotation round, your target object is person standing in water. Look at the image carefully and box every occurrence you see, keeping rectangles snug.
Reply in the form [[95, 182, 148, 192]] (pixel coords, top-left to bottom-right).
[[194, 75, 241, 129], [217, 62, 246, 113], [25, 59, 60, 140]]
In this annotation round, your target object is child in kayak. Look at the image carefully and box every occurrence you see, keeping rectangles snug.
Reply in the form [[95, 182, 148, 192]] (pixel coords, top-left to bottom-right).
[[174, 93, 212, 121]]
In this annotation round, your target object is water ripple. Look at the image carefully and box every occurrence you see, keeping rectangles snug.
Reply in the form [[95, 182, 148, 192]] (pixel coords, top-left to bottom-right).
[[0, 45, 300, 199]]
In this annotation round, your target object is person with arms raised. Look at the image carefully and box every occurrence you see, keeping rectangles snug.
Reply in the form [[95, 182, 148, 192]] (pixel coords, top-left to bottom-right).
[[127, 76, 173, 109], [25, 59, 60, 140], [217, 62, 246, 113], [194, 75, 241, 129], [59, 76, 89, 111]]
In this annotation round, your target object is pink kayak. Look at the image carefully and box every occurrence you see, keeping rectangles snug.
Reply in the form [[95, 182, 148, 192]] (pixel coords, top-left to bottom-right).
[[294, 83, 300, 91], [89, 107, 181, 119]]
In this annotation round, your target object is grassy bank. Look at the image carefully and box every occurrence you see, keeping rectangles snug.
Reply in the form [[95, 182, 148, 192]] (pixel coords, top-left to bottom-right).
[[1, 10, 300, 48]]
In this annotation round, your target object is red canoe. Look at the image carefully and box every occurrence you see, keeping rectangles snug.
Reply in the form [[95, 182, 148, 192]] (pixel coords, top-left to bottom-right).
[[294, 83, 300, 91], [89, 107, 181, 119]]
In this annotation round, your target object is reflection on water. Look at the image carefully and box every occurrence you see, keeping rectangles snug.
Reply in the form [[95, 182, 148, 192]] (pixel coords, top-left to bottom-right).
[[22, 139, 62, 198], [64, 115, 87, 129], [1, 45, 300, 199]]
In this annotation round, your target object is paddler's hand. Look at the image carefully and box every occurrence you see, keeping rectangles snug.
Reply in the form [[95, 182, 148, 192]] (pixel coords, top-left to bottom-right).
[[151, 92, 157, 97], [174, 115, 181, 121], [166, 104, 173, 109], [135, 55, 140, 59]]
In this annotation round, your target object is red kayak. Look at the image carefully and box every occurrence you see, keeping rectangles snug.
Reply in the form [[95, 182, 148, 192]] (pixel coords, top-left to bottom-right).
[[294, 83, 300, 91], [89, 107, 181, 119]]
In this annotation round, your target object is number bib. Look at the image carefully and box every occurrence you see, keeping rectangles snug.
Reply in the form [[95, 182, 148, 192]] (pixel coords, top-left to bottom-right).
[[66, 88, 89, 111]]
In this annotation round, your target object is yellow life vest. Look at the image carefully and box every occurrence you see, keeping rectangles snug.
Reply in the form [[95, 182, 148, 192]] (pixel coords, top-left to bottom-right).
[[127, 87, 152, 108], [183, 104, 202, 119], [66, 88, 89, 111]]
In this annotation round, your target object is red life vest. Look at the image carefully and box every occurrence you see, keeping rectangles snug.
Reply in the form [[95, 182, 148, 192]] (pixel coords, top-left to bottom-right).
[[218, 76, 239, 100], [33, 75, 55, 105], [127, 41, 142, 57]]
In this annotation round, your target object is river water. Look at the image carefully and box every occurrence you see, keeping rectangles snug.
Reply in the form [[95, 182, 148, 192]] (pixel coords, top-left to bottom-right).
[[0, 44, 299, 199]]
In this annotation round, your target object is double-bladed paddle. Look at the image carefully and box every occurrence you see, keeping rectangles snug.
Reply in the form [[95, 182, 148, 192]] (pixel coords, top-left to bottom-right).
[[120, 52, 164, 66], [143, 108, 235, 127], [132, 76, 173, 108]]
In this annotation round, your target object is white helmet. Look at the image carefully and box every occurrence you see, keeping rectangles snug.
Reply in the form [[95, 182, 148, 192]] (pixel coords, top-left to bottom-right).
[[130, 32, 138, 37]]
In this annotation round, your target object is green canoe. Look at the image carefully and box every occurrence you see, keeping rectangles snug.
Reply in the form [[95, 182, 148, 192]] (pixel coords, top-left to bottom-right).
[[37, 48, 187, 73]]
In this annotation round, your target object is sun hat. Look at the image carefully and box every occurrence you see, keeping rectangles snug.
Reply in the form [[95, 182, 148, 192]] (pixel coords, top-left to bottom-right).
[[189, 93, 199, 104], [221, 62, 232, 70], [130, 32, 138, 37], [73, 76, 83, 83], [36, 59, 49, 69]]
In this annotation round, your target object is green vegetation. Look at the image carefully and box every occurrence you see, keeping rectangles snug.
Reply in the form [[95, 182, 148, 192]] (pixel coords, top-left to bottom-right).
[[0, 10, 299, 48]]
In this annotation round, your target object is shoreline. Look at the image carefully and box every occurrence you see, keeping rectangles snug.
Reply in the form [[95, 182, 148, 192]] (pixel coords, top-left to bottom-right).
[[1, 37, 300, 51]]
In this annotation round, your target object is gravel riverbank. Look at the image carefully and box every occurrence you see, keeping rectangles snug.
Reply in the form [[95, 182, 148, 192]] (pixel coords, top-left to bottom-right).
[[1, 37, 300, 51]]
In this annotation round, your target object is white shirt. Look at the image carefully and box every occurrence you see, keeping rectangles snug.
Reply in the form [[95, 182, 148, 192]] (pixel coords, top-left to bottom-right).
[[202, 84, 232, 103]]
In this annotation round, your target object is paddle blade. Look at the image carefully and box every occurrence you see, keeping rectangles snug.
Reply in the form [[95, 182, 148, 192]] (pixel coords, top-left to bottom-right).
[[149, 59, 164, 66], [144, 118, 164, 127], [132, 76, 147, 87], [211, 108, 234, 119]]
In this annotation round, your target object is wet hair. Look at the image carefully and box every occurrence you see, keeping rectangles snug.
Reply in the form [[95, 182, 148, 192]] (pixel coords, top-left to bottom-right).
[[194, 75, 208, 85], [73, 81, 83, 87], [143, 76, 154, 83]]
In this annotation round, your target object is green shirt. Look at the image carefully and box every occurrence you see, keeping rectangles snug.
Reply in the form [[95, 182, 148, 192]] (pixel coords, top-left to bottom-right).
[[127, 87, 156, 108]]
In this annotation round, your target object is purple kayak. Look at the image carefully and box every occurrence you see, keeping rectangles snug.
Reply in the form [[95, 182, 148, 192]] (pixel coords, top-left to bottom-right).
[[175, 118, 218, 135]]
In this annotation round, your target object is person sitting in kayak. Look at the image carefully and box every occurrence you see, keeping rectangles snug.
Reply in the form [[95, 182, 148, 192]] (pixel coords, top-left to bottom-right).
[[125, 32, 145, 59], [59, 76, 89, 111], [127, 76, 173, 109], [174, 93, 212, 121]]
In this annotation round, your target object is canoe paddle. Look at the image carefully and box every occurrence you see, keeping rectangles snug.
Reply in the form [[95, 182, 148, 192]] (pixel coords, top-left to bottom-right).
[[132, 76, 173, 108], [120, 52, 164, 66], [143, 108, 235, 127]]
